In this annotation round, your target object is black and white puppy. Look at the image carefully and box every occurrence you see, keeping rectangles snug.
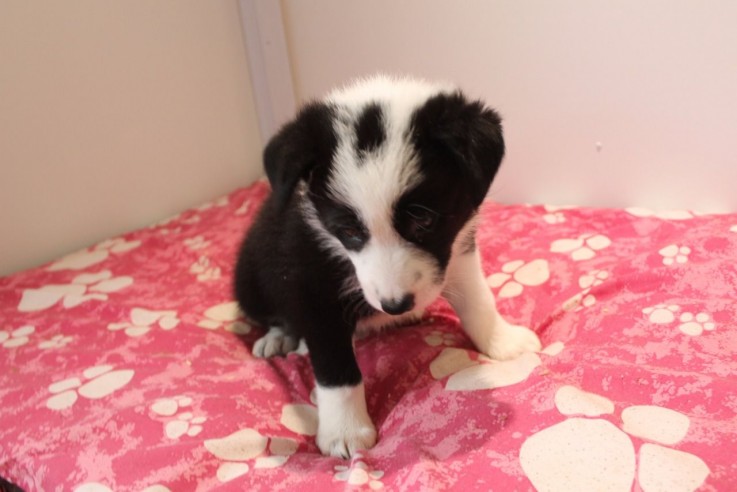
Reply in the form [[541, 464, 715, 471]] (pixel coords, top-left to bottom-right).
[[234, 76, 541, 458]]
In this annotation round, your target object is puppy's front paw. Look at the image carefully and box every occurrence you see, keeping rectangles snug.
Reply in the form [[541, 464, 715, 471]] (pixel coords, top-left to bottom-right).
[[317, 418, 377, 459], [252, 326, 299, 358], [487, 322, 542, 361]]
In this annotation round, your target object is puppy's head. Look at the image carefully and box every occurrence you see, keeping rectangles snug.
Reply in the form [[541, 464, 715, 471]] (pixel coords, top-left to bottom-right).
[[264, 76, 505, 316]]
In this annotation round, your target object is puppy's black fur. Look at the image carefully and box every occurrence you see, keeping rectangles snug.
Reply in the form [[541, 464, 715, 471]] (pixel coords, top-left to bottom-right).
[[234, 90, 504, 390]]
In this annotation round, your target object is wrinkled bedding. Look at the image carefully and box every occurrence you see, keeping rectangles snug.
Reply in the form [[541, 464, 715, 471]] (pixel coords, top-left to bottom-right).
[[1, 180, 735, 491]]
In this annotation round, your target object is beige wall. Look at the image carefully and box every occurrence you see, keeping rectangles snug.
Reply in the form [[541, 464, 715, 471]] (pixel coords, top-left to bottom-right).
[[282, 0, 737, 213], [0, 1, 263, 275]]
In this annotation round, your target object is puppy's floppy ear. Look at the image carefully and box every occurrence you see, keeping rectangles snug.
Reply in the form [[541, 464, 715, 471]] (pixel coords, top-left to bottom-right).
[[410, 91, 505, 206], [263, 102, 337, 207]]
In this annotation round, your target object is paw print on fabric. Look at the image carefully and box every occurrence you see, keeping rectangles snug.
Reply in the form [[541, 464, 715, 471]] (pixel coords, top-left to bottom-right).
[[235, 199, 251, 216], [108, 308, 180, 337], [153, 212, 201, 235], [184, 235, 210, 250], [280, 389, 318, 437], [487, 259, 550, 298], [551, 234, 611, 261], [204, 429, 299, 482], [642, 305, 716, 337], [542, 205, 572, 224], [563, 270, 610, 312], [626, 208, 695, 220], [48, 238, 141, 271], [659, 244, 691, 265], [18, 270, 133, 312], [38, 334, 74, 350], [642, 304, 680, 324], [46, 365, 135, 410], [189, 256, 222, 282], [196, 196, 229, 211], [197, 302, 251, 334], [0, 325, 35, 348], [150, 396, 206, 438], [678, 312, 716, 336], [520, 386, 710, 492], [428, 343, 563, 391], [730, 225, 737, 233], [424, 330, 457, 347], [334, 454, 385, 489]]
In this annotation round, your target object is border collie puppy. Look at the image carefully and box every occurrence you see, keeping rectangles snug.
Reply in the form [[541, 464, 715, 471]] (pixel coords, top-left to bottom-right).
[[234, 75, 541, 458]]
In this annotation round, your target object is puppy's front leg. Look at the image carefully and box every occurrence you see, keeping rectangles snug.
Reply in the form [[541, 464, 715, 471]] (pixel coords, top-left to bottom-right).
[[306, 328, 376, 458], [444, 247, 541, 360]]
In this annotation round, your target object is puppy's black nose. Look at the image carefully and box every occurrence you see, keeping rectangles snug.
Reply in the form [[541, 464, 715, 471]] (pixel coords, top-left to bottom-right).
[[380, 294, 415, 315]]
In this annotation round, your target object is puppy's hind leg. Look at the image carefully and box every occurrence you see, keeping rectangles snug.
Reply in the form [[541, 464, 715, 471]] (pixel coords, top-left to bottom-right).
[[444, 248, 541, 361], [252, 326, 300, 358]]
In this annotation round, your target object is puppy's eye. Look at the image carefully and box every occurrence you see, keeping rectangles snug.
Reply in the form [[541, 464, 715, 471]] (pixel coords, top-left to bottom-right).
[[406, 205, 438, 233], [336, 225, 367, 249]]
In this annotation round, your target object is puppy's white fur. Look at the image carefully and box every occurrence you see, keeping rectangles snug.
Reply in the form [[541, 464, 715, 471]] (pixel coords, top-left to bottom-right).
[[315, 382, 376, 459], [248, 76, 542, 458]]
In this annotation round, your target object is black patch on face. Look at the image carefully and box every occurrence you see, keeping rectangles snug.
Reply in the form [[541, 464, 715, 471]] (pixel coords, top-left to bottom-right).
[[354, 103, 385, 155], [310, 193, 369, 252], [395, 91, 505, 267], [394, 175, 474, 269]]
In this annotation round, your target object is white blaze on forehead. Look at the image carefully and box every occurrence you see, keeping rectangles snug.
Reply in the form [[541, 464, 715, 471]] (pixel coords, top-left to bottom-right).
[[305, 76, 459, 312], [325, 75, 456, 234]]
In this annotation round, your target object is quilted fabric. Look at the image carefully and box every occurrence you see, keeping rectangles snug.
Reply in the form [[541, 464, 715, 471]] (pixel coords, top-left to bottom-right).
[[1, 180, 736, 491]]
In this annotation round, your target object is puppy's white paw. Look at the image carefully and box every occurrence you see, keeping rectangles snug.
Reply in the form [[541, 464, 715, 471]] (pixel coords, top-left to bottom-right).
[[252, 326, 299, 358], [486, 322, 542, 361], [315, 383, 377, 458], [317, 417, 377, 459]]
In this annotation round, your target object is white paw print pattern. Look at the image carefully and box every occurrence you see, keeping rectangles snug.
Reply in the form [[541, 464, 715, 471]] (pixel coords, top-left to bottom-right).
[[204, 428, 298, 482], [18, 270, 133, 312], [563, 270, 610, 312], [428, 342, 564, 391], [520, 386, 710, 492], [150, 396, 206, 439], [487, 259, 550, 298], [280, 389, 319, 439], [334, 454, 385, 489], [197, 302, 251, 334], [678, 312, 716, 336], [551, 233, 611, 261], [659, 244, 691, 265], [48, 238, 141, 271], [626, 208, 695, 220], [643, 304, 680, 324], [154, 212, 201, 235], [0, 325, 35, 348], [642, 304, 716, 336], [542, 205, 573, 224], [235, 199, 251, 216], [38, 334, 74, 350], [184, 235, 210, 251], [424, 330, 457, 347], [189, 256, 222, 282], [108, 308, 180, 337], [196, 196, 229, 211], [730, 225, 737, 233], [46, 365, 135, 410]]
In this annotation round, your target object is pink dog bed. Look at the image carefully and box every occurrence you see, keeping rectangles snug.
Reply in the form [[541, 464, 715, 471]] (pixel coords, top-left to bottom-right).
[[1, 180, 735, 491]]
